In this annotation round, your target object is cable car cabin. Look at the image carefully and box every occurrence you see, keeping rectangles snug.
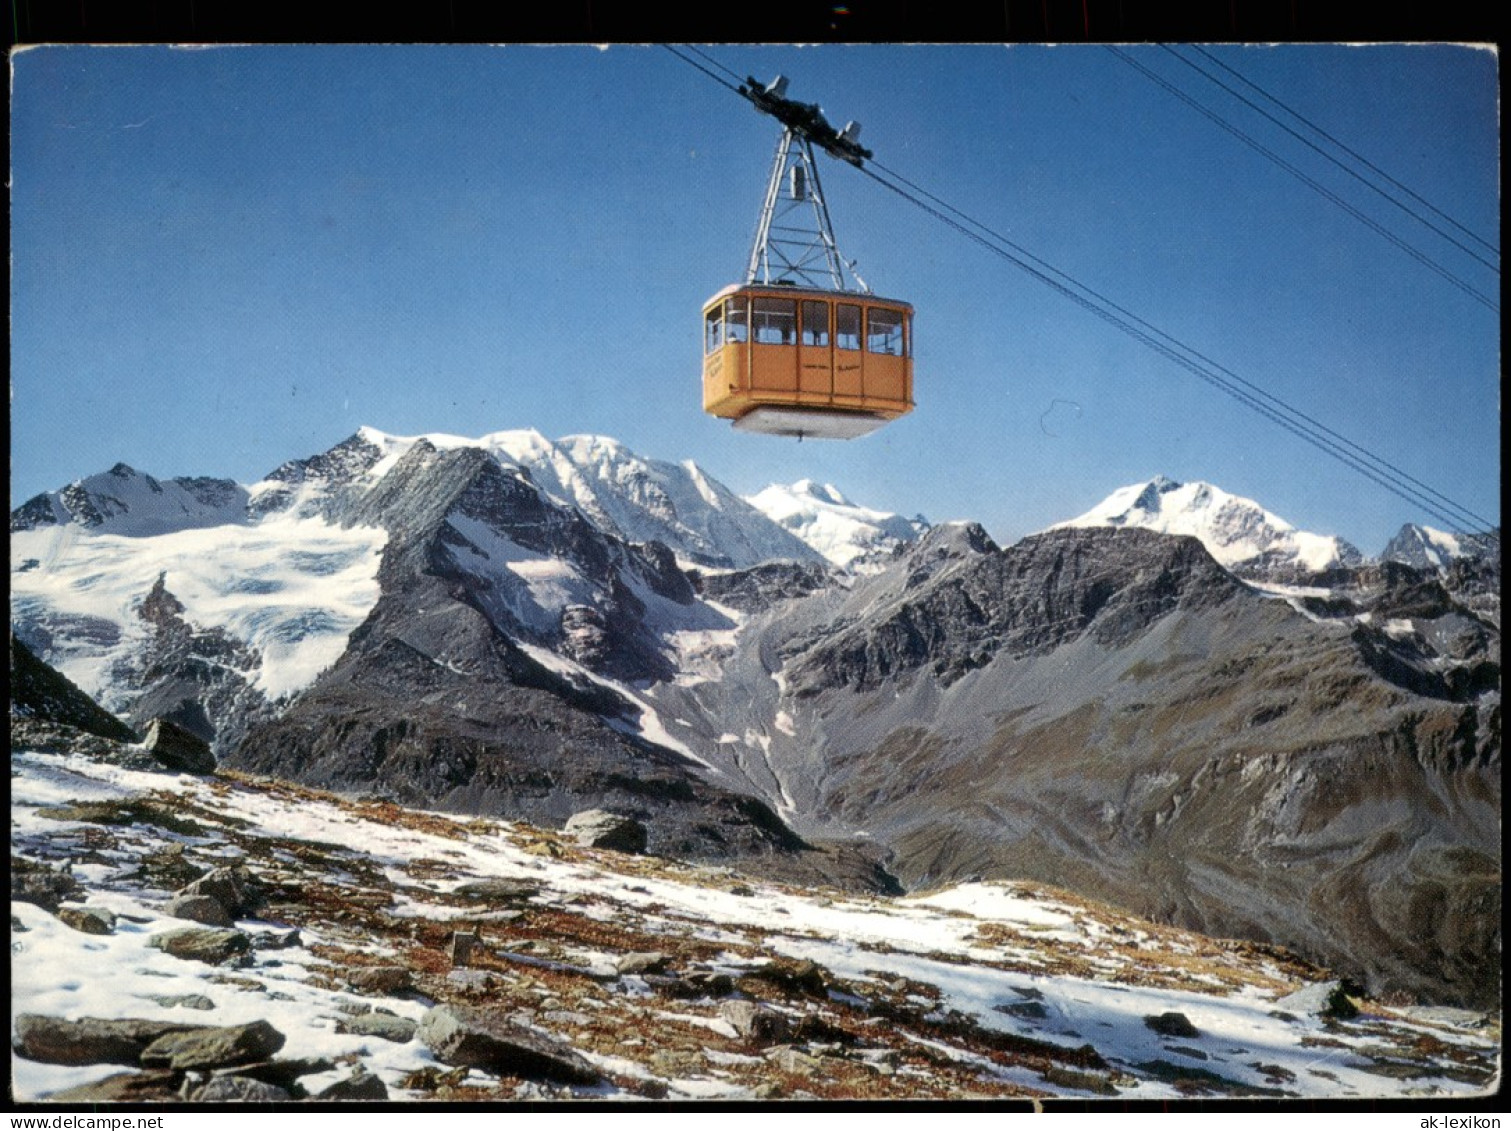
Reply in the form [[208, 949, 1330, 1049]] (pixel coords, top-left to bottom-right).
[[702, 283, 914, 440]]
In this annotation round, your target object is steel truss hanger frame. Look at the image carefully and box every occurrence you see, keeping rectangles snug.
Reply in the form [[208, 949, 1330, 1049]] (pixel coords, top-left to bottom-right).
[[739, 75, 872, 295]]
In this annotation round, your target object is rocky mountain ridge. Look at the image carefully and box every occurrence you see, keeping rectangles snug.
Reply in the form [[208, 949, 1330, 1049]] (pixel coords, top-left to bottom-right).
[[10, 429, 1502, 1012]]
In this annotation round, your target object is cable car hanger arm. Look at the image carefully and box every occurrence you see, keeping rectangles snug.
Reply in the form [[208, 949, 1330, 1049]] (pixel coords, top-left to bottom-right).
[[739, 75, 873, 167]]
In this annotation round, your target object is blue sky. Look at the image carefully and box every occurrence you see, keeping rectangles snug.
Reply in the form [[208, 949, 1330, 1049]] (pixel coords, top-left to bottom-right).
[[10, 44, 1499, 553]]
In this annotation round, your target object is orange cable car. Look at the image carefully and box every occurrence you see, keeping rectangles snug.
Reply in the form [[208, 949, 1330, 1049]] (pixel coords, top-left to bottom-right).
[[702, 283, 913, 439], [702, 76, 915, 441]]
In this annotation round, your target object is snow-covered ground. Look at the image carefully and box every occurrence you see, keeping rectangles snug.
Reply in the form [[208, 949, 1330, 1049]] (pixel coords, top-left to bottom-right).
[[11, 743, 1500, 1103]]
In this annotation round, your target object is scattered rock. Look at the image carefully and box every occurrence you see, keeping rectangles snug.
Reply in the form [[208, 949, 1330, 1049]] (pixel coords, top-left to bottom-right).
[[446, 969, 495, 991], [179, 866, 262, 919], [11, 915, 29, 933], [139, 1020, 286, 1071], [1250, 1062, 1298, 1083], [10, 856, 80, 912], [1323, 983, 1361, 1020], [135, 843, 207, 889], [996, 1000, 1049, 1020], [562, 809, 648, 854], [207, 973, 266, 991], [1273, 981, 1360, 1020], [449, 931, 477, 967], [336, 1013, 418, 1043], [643, 973, 703, 999], [719, 1000, 791, 1045], [249, 927, 302, 951], [45, 1071, 183, 1103], [417, 1004, 602, 1085], [12, 1014, 196, 1066], [191, 1075, 292, 1102], [451, 877, 540, 905], [765, 1044, 824, 1076], [542, 1009, 593, 1028], [345, 965, 413, 995], [316, 1068, 389, 1100], [853, 1047, 900, 1070], [142, 716, 217, 775], [1144, 1012, 1201, 1038], [1041, 1065, 1119, 1095], [57, 905, 116, 935], [164, 892, 234, 927], [738, 958, 828, 999], [221, 1057, 335, 1091], [150, 994, 217, 1011], [148, 926, 253, 966], [614, 951, 669, 976]]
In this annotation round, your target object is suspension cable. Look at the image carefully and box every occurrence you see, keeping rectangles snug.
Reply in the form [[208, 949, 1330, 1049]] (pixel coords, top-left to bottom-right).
[[663, 46, 1499, 541]]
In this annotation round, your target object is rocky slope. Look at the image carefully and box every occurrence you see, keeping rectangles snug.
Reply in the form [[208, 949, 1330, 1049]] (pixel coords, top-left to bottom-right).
[[653, 525, 1501, 1009], [10, 712, 1500, 1103], [10, 430, 1502, 1016]]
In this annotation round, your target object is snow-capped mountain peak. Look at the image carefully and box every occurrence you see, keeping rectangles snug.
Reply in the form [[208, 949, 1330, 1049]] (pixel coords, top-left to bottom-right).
[[11, 463, 249, 539], [1052, 476, 1363, 577], [744, 480, 928, 570], [341, 427, 818, 570], [1381, 523, 1500, 573]]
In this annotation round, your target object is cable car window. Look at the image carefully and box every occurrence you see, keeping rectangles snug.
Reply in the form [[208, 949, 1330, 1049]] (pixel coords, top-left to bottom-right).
[[800, 300, 830, 347], [905, 313, 913, 358], [704, 306, 723, 355], [835, 303, 861, 351], [867, 308, 905, 356], [752, 297, 797, 345], [724, 297, 749, 344]]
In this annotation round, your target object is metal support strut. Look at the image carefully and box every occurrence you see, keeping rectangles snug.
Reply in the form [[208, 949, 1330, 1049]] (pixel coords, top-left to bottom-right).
[[740, 76, 871, 294]]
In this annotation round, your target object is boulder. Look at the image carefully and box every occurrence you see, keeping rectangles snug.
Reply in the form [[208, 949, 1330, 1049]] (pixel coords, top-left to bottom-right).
[[765, 1044, 824, 1076], [139, 1020, 286, 1071], [150, 994, 217, 1011], [562, 810, 647, 854], [614, 951, 669, 976], [10, 856, 80, 912], [148, 926, 252, 966], [218, 1056, 335, 1092], [718, 1000, 791, 1045], [448, 931, 477, 967], [316, 1069, 389, 1100], [1144, 1012, 1201, 1038], [12, 1015, 195, 1066], [336, 1012, 418, 1043], [191, 1075, 292, 1102], [165, 892, 234, 927], [451, 877, 541, 905], [142, 716, 217, 774], [345, 965, 413, 995], [417, 1004, 602, 1085], [57, 905, 116, 935], [179, 866, 261, 918], [45, 1071, 182, 1103]]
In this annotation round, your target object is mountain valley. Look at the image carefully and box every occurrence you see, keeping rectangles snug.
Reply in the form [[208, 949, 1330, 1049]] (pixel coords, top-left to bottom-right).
[[11, 429, 1502, 1061]]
